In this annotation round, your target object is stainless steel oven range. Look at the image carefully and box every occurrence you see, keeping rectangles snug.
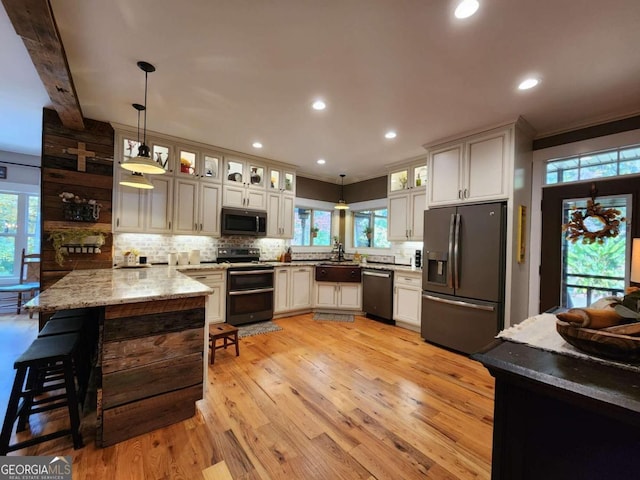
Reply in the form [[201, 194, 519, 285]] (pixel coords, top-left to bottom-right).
[[217, 248, 274, 326]]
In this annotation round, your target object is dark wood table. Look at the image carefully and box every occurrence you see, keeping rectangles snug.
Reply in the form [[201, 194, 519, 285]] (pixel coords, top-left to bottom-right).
[[472, 340, 640, 480]]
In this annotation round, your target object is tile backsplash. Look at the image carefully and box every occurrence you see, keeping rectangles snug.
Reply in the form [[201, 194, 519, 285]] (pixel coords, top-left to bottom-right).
[[113, 234, 421, 265], [113, 234, 288, 264]]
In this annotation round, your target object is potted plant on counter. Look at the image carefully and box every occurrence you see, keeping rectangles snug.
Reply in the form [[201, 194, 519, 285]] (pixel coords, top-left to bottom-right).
[[311, 226, 320, 238]]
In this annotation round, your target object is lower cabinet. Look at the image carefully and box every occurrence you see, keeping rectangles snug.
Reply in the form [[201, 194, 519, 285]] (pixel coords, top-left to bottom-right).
[[274, 266, 313, 314], [393, 272, 422, 331], [183, 270, 226, 324], [315, 282, 362, 310]]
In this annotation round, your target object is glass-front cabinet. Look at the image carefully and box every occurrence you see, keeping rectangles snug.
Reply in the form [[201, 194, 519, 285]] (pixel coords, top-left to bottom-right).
[[388, 161, 427, 194], [224, 157, 266, 189], [150, 142, 171, 173], [201, 152, 221, 182], [175, 147, 223, 182], [269, 168, 295, 195]]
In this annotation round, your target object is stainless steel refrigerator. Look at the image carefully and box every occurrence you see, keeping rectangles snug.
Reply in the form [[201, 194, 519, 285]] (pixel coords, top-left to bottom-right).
[[421, 202, 506, 354]]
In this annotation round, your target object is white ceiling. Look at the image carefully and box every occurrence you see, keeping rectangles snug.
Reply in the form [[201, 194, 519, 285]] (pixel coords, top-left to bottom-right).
[[2, 1, 640, 183]]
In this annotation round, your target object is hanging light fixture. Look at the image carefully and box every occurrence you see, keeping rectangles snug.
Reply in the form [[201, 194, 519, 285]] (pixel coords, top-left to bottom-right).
[[334, 173, 349, 210], [119, 171, 154, 189], [121, 61, 165, 174], [119, 103, 154, 189]]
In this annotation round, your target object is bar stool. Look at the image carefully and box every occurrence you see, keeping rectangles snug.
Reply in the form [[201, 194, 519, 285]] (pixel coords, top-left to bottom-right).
[[38, 315, 89, 402], [0, 333, 84, 455]]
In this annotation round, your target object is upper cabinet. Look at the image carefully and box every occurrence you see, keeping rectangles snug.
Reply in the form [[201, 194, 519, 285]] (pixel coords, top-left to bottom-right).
[[387, 158, 427, 241], [222, 156, 267, 209], [112, 125, 296, 235], [427, 128, 510, 207], [176, 147, 223, 183], [268, 168, 296, 196], [388, 163, 427, 195]]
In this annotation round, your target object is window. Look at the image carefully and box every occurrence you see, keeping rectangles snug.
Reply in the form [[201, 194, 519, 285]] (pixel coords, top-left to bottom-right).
[[292, 208, 332, 246], [353, 209, 391, 248], [545, 145, 640, 185], [0, 192, 40, 279]]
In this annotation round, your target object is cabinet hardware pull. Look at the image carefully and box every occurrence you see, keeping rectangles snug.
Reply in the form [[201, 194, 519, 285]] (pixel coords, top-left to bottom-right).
[[458, 189, 462, 199], [200, 223, 203, 231], [169, 221, 171, 229], [116, 218, 119, 227], [464, 188, 468, 198]]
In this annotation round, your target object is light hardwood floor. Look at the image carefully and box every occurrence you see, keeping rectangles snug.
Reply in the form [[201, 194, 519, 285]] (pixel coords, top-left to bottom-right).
[[1, 314, 495, 479]]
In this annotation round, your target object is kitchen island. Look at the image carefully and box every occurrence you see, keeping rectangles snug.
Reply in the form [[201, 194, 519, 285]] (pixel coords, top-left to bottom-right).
[[25, 267, 213, 447]]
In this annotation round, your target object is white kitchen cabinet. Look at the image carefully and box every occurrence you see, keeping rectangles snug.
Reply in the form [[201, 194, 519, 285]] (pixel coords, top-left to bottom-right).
[[146, 175, 173, 233], [113, 168, 146, 232], [387, 158, 427, 241], [274, 266, 313, 314], [267, 193, 294, 238], [268, 168, 296, 196], [113, 126, 296, 234], [388, 189, 426, 241], [388, 162, 427, 194], [113, 162, 172, 233], [393, 272, 422, 331], [291, 267, 313, 310], [222, 156, 267, 209], [314, 282, 362, 310], [184, 270, 226, 324], [428, 128, 510, 207], [222, 184, 266, 210], [173, 178, 221, 235], [176, 147, 224, 183]]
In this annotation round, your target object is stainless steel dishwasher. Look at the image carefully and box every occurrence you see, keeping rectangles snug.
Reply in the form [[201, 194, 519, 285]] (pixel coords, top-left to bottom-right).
[[362, 269, 394, 322]]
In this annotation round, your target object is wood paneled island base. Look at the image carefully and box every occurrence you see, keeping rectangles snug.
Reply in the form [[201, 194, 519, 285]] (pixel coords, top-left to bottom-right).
[[97, 296, 205, 447]]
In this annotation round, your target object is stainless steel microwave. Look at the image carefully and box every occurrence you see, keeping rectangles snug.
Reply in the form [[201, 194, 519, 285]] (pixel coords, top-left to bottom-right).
[[221, 208, 267, 236]]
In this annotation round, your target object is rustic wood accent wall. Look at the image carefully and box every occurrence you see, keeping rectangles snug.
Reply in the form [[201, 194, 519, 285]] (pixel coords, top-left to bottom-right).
[[41, 108, 114, 291]]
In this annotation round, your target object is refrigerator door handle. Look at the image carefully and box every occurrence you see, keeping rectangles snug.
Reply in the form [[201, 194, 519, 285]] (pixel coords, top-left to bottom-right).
[[453, 213, 461, 290], [447, 213, 456, 288], [422, 293, 495, 312]]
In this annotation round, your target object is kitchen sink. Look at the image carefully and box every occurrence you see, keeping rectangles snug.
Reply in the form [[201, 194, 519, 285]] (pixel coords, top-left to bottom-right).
[[315, 264, 362, 282], [316, 261, 360, 267]]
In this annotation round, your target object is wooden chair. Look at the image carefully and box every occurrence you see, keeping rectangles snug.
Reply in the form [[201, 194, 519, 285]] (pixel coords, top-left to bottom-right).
[[0, 248, 40, 315]]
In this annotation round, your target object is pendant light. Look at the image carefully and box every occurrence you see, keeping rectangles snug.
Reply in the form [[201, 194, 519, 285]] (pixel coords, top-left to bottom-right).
[[119, 103, 154, 189], [121, 61, 165, 175], [119, 171, 154, 189], [334, 173, 349, 210]]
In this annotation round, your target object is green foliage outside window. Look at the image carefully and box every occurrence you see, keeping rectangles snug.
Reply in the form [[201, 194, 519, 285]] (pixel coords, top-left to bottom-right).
[[293, 208, 331, 246], [354, 209, 390, 249]]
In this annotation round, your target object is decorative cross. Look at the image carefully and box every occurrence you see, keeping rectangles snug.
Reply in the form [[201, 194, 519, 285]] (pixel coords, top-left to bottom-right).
[[65, 142, 95, 172]]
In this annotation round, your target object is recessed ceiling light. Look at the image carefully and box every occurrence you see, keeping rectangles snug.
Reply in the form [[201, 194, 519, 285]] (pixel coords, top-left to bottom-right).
[[455, 0, 479, 19], [252, 142, 263, 149], [317, 159, 326, 165], [312, 100, 326, 111], [385, 131, 397, 139], [518, 78, 539, 90]]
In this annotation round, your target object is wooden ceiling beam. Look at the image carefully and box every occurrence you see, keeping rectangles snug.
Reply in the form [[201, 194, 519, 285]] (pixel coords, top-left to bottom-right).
[[2, 0, 84, 130]]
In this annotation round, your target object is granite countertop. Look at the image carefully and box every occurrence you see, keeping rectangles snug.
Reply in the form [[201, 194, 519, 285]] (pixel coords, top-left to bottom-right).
[[174, 261, 422, 274], [24, 266, 213, 312]]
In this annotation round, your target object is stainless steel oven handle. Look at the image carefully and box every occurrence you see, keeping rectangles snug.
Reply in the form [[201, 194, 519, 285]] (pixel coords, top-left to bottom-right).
[[422, 293, 495, 312], [229, 270, 274, 276], [228, 287, 274, 296]]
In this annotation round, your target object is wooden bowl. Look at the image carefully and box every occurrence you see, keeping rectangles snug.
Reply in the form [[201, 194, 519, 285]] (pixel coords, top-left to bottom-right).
[[556, 320, 640, 362]]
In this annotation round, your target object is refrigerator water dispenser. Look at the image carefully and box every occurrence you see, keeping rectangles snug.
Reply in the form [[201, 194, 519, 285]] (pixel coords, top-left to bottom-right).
[[425, 251, 448, 286]]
